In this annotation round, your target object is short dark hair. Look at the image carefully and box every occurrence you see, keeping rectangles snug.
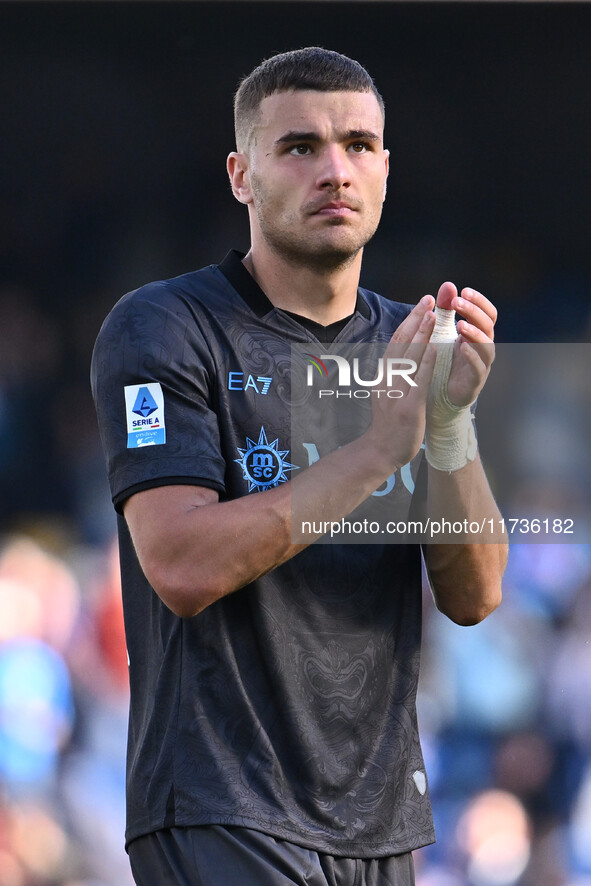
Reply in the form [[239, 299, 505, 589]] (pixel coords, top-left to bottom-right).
[[234, 47, 385, 150]]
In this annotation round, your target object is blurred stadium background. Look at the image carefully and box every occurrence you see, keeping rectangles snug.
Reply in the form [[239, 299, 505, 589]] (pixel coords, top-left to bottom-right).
[[1, 2, 591, 883]]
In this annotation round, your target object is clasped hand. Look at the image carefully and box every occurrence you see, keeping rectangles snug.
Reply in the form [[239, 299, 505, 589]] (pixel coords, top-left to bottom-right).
[[436, 281, 497, 408], [366, 282, 497, 472]]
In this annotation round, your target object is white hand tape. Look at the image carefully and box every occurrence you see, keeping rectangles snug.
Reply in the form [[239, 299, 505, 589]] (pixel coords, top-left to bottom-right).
[[425, 307, 477, 472]]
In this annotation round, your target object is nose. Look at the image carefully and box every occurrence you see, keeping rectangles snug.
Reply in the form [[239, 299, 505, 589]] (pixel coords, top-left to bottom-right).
[[316, 145, 351, 190]]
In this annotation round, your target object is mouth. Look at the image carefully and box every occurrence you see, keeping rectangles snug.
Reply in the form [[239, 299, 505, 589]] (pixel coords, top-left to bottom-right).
[[312, 201, 358, 218]]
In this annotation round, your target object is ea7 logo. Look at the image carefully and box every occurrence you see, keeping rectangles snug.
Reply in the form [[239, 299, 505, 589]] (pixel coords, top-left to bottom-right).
[[228, 372, 272, 395]]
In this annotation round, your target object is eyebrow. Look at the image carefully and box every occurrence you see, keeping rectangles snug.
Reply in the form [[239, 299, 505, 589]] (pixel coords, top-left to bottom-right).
[[274, 129, 381, 146]]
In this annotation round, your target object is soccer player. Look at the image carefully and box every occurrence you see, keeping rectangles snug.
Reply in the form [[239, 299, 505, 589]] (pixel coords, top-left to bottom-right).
[[92, 47, 507, 886]]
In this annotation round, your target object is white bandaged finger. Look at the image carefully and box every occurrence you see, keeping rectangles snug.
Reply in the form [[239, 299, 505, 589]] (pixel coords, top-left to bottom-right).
[[426, 307, 478, 472]]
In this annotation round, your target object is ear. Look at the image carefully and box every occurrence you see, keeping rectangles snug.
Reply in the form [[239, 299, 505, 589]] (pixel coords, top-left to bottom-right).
[[383, 149, 390, 201], [227, 152, 253, 204]]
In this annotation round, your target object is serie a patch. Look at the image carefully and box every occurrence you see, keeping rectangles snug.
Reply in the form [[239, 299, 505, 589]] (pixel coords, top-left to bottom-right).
[[124, 382, 166, 448]]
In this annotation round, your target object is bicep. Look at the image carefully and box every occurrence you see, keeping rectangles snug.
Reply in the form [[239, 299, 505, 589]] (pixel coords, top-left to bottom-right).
[[124, 483, 219, 550], [123, 484, 220, 610]]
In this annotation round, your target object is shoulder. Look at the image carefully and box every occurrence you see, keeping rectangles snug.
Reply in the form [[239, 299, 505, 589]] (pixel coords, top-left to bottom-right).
[[91, 264, 233, 398], [101, 263, 233, 325], [92, 262, 243, 359], [358, 286, 414, 337]]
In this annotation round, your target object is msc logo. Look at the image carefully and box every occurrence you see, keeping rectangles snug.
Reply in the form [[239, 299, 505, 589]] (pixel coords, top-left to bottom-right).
[[228, 372, 272, 395], [235, 427, 298, 492]]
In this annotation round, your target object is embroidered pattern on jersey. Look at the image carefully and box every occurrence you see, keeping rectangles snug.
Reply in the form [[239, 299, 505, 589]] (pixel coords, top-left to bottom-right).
[[235, 426, 298, 492], [124, 382, 166, 448]]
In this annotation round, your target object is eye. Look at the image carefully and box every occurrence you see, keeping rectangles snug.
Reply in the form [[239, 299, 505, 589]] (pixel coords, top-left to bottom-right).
[[289, 144, 312, 156], [349, 142, 369, 153]]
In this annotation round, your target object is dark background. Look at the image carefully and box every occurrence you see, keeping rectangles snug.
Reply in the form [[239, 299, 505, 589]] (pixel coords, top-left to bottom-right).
[[3, 2, 591, 321]]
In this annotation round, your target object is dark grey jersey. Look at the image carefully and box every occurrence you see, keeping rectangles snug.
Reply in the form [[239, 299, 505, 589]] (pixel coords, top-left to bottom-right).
[[91, 251, 435, 856]]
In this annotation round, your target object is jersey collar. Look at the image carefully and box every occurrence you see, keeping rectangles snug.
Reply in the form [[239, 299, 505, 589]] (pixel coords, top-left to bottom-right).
[[218, 250, 371, 323]]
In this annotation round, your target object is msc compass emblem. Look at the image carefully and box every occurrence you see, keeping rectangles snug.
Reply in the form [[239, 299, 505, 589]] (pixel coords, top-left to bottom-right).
[[235, 427, 298, 492]]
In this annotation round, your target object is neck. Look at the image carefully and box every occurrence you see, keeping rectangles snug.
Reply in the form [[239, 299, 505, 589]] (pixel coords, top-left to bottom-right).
[[242, 245, 362, 326]]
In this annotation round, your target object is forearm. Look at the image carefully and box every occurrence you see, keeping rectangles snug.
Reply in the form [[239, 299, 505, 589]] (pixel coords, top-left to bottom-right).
[[125, 432, 396, 618], [421, 456, 508, 625]]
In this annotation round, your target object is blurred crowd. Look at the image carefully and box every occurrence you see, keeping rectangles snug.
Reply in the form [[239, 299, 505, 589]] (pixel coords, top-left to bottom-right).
[[415, 540, 591, 885], [0, 531, 131, 885], [1, 529, 591, 885]]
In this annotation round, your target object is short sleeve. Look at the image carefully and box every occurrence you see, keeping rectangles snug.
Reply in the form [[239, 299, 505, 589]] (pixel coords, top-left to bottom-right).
[[91, 282, 226, 511]]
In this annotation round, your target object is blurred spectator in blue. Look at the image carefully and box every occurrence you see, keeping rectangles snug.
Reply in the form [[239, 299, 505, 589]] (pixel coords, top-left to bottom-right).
[[0, 533, 132, 884]]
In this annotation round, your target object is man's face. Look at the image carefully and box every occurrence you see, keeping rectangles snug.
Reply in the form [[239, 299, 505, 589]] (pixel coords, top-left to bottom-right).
[[237, 89, 389, 270]]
